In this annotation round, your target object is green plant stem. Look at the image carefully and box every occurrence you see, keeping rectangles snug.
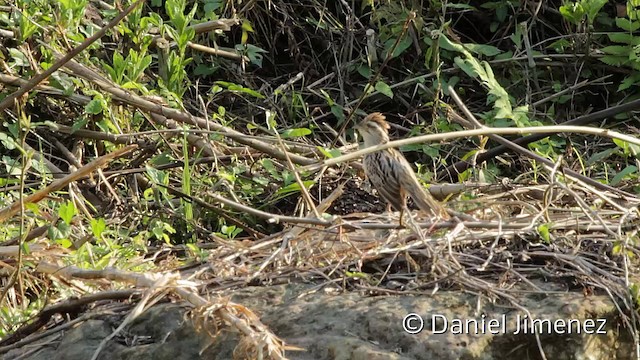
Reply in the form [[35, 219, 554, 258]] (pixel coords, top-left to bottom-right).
[[331, 11, 417, 147], [0, 0, 143, 112]]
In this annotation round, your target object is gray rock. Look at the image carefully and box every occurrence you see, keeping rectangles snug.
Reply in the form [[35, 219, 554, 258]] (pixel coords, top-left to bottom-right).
[[4, 284, 634, 360]]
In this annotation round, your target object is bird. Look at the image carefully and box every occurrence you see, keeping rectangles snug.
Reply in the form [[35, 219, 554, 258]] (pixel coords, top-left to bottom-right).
[[354, 112, 450, 226]]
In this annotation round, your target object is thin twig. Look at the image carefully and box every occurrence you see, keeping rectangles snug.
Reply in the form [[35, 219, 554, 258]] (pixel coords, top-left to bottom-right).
[[0, 0, 143, 112]]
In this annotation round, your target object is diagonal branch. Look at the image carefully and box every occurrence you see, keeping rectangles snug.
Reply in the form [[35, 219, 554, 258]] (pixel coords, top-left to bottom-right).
[[0, 0, 143, 112]]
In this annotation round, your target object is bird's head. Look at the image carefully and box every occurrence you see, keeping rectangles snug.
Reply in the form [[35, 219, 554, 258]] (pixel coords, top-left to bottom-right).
[[354, 112, 390, 147]]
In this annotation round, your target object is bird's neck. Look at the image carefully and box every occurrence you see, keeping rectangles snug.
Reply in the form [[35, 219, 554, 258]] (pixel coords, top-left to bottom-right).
[[363, 135, 389, 148]]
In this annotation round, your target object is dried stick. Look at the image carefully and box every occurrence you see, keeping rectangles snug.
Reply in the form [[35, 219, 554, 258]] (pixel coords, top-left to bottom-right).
[[445, 92, 640, 177], [60, 58, 315, 165], [446, 86, 633, 197], [35, 262, 287, 360], [304, 125, 640, 172], [0, 73, 91, 104], [331, 11, 416, 146], [0, 0, 143, 112], [0, 145, 136, 223]]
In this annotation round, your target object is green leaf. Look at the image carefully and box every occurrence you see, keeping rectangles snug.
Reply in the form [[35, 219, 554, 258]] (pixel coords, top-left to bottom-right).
[[454, 57, 479, 78], [345, 271, 370, 279], [18, 13, 39, 41], [56, 238, 74, 248], [317, 146, 341, 158], [584, 0, 607, 24], [58, 201, 76, 224], [439, 35, 465, 52], [357, 64, 371, 78], [384, 35, 412, 58], [496, 5, 507, 22], [275, 180, 315, 197], [150, 153, 173, 166], [71, 118, 88, 132], [90, 218, 106, 238], [494, 50, 514, 60], [599, 55, 627, 66], [537, 223, 551, 243], [204, 0, 223, 13], [612, 242, 623, 256], [464, 43, 501, 56], [618, 76, 637, 92], [146, 166, 169, 185], [586, 148, 619, 165], [601, 45, 631, 56], [261, 158, 277, 175], [281, 128, 312, 138], [253, 176, 270, 186], [616, 17, 640, 31], [215, 81, 265, 98], [375, 81, 393, 98], [457, 168, 472, 182], [441, 34, 517, 127], [143, 188, 155, 200], [228, 84, 264, 98], [48, 225, 62, 241], [9, 48, 28, 67], [547, 39, 571, 52], [611, 165, 638, 186], [559, 3, 585, 25], [331, 105, 345, 122], [29, 158, 49, 175], [0, 133, 18, 150], [152, 224, 165, 240], [420, 144, 440, 158], [241, 20, 254, 32], [245, 44, 267, 67], [444, 3, 476, 10], [85, 99, 103, 115], [607, 33, 637, 45], [194, 63, 217, 76], [613, 139, 640, 157]]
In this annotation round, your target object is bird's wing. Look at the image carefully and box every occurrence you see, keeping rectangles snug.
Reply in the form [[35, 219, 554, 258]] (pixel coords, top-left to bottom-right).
[[364, 153, 405, 210], [394, 151, 450, 219]]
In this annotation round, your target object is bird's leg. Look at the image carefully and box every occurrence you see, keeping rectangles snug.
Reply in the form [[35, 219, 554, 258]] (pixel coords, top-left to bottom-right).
[[403, 205, 426, 241], [426, 216, 439, 233], [398, 189, 407, 227]]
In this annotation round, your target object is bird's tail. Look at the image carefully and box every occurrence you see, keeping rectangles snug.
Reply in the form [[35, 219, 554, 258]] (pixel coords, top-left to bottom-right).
[[404, 176, 451, 220]]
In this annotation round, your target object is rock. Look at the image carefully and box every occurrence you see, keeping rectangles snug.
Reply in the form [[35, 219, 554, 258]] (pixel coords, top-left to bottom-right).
[[4, 284, 634, 360]]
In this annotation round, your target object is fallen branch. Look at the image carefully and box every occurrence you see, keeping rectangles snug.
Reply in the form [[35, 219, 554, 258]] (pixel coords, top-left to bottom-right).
[[0, 0, 143, 112], [36, 261, 288, 360], [305, 125, 640, 171], [0, 145, 136, 223]]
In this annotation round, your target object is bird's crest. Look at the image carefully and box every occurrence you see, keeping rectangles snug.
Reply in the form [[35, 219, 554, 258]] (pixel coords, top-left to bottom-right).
[[364, 112, 390, 130]]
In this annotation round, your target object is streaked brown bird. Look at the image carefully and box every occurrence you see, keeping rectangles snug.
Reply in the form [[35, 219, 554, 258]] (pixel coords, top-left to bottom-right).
[[354, 112, 450, 225]]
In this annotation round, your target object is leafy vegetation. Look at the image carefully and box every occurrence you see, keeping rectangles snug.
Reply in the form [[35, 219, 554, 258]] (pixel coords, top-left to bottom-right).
[[1, 0, 640, 353]]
